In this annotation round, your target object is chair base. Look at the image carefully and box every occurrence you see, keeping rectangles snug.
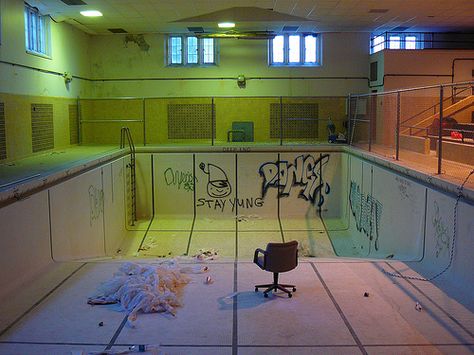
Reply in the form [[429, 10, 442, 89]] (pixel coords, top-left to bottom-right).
[[255, 283, 296, 298]]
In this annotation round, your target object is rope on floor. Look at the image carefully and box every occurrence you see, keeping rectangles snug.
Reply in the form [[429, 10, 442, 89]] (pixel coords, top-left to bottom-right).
[[382, 168, 474, 282]]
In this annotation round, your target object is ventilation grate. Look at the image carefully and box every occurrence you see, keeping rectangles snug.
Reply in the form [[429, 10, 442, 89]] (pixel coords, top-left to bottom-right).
[[31, 103, 54, 153], [0, 103, 6, 160], [168, 104, 215, 139], [270, 103, 319, 139], [69, 104, 79, 144]]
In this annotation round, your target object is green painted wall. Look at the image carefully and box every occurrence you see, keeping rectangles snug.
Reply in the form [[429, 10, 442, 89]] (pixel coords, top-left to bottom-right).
[[88, 32, 370, 97]]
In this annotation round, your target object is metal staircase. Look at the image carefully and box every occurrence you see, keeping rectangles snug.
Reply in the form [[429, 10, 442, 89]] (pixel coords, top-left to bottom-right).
[[120, 127, 136, 225]]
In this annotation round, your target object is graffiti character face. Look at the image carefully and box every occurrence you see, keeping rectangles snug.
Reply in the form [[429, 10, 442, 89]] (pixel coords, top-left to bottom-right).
[[207, 180, 231, 198], [199, 162, 232, 198]]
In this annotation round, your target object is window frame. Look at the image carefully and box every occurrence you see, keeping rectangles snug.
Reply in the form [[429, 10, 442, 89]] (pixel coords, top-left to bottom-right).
[[166, 35, 218, 67], [269, 33, 321, 67], [371, 32, 423, 54], [24, 3, 51, 59]]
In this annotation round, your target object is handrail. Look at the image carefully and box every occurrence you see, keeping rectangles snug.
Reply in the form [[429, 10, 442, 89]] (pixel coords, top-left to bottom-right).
[[351, 80, 474, 98], [120, 127, 136, 225], [400, 85, 472, 126]]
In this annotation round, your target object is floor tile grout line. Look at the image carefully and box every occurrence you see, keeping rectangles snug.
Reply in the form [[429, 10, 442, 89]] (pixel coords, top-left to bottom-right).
[[310, 262, 368, 355], [136, 216, 155, 253], [385, 262, 474, 338], [232, 261, 238, 355], [232, 153, 239, 355], [0, 262, 87, 338], [104, 315, 129, 351]]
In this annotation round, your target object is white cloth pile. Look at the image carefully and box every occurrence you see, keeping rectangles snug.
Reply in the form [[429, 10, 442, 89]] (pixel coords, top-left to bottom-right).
[[88, 261, 190, 322]]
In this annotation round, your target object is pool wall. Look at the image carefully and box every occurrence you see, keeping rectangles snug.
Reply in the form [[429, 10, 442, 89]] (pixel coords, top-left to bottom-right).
[[0, 148, 473, 302]]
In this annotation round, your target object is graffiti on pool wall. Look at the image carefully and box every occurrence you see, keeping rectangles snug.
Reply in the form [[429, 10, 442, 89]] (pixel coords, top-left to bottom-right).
[[164, 167, 197, 192], [349, 181, 383, 251], [89, 185, 104, 226], [432, 200, 449, 258], [259, 154, 331, 207], [196, 162, 264, 212], [200, 162, 232, 198]]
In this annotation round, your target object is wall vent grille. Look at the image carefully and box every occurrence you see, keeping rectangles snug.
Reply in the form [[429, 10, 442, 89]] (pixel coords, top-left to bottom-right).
[[0, 103, 6, 160], [270, 103, 319, 139], [31, 104, 54, 153], [69, 104, 79, 144], [168, 104, 215, 139]]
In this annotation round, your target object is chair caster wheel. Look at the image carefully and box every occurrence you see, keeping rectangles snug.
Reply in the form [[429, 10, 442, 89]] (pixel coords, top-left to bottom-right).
[[288, 293, 292, 298], [264, 293, 268, 298], [292, 287, 296, 292]]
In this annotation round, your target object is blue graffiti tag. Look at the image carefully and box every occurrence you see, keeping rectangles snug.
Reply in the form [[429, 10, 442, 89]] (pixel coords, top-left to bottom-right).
[[259, 154, 331, 207]]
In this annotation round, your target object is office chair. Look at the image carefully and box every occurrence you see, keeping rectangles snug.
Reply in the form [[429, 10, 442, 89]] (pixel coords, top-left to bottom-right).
[[253, 241, 298, 298]]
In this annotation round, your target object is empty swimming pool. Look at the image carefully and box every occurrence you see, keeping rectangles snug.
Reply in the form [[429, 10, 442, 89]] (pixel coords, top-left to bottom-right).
[[0, 145, 473, 354]]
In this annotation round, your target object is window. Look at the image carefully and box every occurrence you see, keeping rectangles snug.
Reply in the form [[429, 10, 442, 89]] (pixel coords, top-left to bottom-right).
[[167, 35, 217, 66], [371, 33, 423, 53], [371, 35, 385, 53], [269, 34, 320, 66], [405, 36, 417, 50], [24, 3, 51, 57], [389, 36, 401, 49]]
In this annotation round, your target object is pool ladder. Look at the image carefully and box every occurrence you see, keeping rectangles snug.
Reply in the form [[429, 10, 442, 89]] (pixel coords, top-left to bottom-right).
[[120, 127, 136, 225]]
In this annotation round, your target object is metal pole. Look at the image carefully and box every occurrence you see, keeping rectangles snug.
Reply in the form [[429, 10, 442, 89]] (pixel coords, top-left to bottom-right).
[[437, 86, 444, 174], [142, 98, 146, 146], [280, 96, 283, 146], [347, 95, 352, 144], [211, 97, 215, 146], [396, 92, 400, 160], [368, 97, 372, 152]]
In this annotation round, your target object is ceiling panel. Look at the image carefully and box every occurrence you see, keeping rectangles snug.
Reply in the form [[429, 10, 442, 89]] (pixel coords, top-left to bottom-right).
[[33, 0, 474, 35]]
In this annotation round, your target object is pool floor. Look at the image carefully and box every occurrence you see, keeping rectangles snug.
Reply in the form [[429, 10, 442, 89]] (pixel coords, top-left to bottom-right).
[[0, 257, 472, 354], [123, 215, 337, 260]]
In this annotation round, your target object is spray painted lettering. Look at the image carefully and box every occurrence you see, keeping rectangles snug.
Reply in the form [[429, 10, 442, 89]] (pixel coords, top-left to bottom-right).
[[196, 197, 264, 212], [349, 181, 383, 250], [164, 168, 197, 192], [89, 185, 104, 226], [259, 154, 331, 207], [432, 200, 449, 258]]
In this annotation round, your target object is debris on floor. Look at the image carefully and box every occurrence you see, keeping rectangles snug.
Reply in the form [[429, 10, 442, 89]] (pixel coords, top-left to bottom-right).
[[87, 261, 190, 323], [363, 292, 370, 297], [415, 302, 423, 312], [179, 265, 209, 274], [84, 343, 162, 354], [193, 248, 219, 261], [204, 275, 214, 284], [138, 236, 158, 251], [98, 321, 104, 327], [297, 241, 314, 257], [236, 214, 262, 222]]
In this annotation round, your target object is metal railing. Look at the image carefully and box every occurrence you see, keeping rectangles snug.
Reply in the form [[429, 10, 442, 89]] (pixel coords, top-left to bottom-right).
[[120, 127, 136, 225], [349, 81, 474, 179]]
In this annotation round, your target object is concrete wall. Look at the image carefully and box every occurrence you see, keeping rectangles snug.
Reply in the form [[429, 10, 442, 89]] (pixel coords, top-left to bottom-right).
[[0, 156, 127, 300], [0, 0, 91, 98], [88, 32, 370, 97], [0, 0, 91, 161]]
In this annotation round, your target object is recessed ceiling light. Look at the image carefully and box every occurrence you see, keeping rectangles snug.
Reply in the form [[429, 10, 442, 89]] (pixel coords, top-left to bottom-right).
[[80, 10, 102, 17], [218, 22, 235, 28]]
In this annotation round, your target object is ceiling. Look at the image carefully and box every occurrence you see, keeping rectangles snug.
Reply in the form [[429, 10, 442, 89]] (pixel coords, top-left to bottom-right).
[[30, 0, 474, 35]]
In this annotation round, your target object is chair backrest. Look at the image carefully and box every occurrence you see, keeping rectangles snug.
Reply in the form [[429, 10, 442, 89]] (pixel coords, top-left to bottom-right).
[[264, 240, 298, 273]]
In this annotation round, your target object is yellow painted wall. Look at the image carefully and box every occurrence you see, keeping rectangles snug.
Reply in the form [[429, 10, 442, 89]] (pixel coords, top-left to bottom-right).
[[0, 93, 77, 161]]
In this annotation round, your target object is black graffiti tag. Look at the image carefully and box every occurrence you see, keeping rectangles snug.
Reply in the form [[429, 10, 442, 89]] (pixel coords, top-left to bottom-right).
[[348, 181, 383, 251], [259, 154, 331, 207], [164, 168, 197, 192]]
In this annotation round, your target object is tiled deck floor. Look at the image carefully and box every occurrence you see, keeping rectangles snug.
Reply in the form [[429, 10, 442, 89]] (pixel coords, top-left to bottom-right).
[[0, 257, 472, 355]]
